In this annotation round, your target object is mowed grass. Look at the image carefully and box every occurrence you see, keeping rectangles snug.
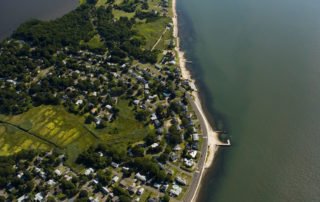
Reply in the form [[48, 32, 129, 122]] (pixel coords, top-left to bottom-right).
[[87, 99, 154, 147], [0, 124, 52, 156], [134, 17, 171, 49]]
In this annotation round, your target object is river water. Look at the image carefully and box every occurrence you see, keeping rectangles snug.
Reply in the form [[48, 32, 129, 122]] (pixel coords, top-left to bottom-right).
[[0, 0, 78, 41], [177, 0, 320, 201]]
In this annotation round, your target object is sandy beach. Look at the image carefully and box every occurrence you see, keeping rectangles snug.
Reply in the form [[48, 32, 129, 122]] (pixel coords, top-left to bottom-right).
[[172, 0, 220, 170], [171, 0, 223, 201]]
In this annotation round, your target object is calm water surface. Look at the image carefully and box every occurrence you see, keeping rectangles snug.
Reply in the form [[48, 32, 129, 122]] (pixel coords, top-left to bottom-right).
[[0, 0, 78, 40], [177, 0, 320, 201]]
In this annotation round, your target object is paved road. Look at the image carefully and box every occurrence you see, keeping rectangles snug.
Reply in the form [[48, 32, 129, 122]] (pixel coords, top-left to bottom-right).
[[182, 92, 209, 202]]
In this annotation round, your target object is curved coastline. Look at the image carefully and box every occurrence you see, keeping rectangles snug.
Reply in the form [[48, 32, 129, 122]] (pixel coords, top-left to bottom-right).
[[172, 0, 223, 201]]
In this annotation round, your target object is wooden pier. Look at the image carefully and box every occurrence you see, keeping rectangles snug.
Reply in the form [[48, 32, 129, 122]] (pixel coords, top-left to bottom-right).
[[217, 139, 231, 146]]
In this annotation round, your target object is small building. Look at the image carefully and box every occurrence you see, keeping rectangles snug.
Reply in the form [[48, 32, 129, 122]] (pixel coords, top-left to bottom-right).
[[89, 196, 99, 202], [17, 195, 29, 202], [148, 198, 158, 202], [137, 187, 144, 195], [151, 113, 157, 121], [175, 177, 187, 186], [167, 169, 174, 175], [102, 187, 110, 194], [112, 175, 119, 183], [76, 100, 83, 105], [54, 169, 61, 176], [151, 143, 159, 148], [135, 173, 147, 182], [92, 179, 99, 185], [192, 142, 199, 150], [111, 162, 119, 168], [189, 150, 197, 158], [154, 120, 161, 128], [173, 145, 181, 151], [119, 180, 127, 188], [122, 167, 129, 172], [156, 128, 163, 135], [169, 185, 182, 197], [17, 172, 24, 179], [192, 133, 199, 141], [155, 64, 162, 70], [84, 168, 94, 176], [133, 100, 140, 105], [184, 158, 194, 167], [34, 193, 44, 201], [161, 184, 169, 192], [170, 153, 179, 161], [47, 179, 56, 186], [128, 186, 137, 194], [153, 183, 161, 189]]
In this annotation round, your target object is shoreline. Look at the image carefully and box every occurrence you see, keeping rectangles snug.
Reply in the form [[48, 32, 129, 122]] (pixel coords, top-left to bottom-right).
[[172, 0, 222, 200]]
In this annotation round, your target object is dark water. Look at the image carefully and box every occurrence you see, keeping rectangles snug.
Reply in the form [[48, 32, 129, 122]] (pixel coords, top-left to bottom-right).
[[0, 0, 78, 41], [177, 0, 320, 201]]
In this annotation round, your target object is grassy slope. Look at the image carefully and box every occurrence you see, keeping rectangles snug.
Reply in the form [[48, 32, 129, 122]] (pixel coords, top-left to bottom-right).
[[134, 17, 171, 49]]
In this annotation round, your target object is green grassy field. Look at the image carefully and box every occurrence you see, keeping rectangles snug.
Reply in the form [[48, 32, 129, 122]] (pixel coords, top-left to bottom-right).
[[96, 0, 108, 7], [154, 27, 173, 50], [113, 9, 135, 19], [79, 0, 87, 5], [0, 105, 97, 148], [0, 99, 153, 168], [80, 34, 105, 49], [86, 99, 154, 147], [134, 17, 171, 49], [0, 124, 52, 156]]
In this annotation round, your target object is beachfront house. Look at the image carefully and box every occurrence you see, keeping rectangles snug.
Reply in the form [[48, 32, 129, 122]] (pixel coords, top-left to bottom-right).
[[175, 177, 187, 186]]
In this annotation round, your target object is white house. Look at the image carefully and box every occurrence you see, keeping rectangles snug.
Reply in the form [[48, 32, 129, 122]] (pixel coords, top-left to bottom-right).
[[102, 187, 110, 194], [84, 168, 94, 176], [34, 193, 44, 201], [137, 187, 144, 195], [54, 169, 61, 176], [135, 173, 147, 182], [112, 175, 119, 183]]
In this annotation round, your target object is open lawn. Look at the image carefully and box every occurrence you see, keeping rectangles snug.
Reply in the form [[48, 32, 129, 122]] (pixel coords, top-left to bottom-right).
[[134, 17, 171, 49], [87, 99, 154, 147], [154, 27, 173, 50], [80, 34, 105, 49], [113, 9, 135, 19]]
